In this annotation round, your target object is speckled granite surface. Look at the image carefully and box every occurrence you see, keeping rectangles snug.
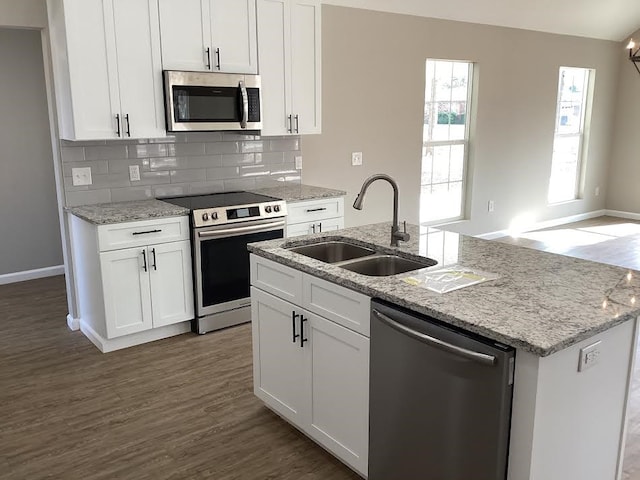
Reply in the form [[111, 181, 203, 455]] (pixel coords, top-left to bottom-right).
[[248, 222, 640, 357], [66, 199, 189, 225], [251, 183, 346, 202]]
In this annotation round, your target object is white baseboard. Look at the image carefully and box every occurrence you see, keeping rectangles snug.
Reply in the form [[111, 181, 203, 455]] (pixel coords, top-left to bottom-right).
[[605, 210, 640, 221], [80, 320, 192, 353], [0, 265, 65, 285], [67, 314, 80, 331], [476, 210, 607, 240]]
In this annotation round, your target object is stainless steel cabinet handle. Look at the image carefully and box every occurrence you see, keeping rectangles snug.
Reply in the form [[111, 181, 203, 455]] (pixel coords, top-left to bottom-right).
[[125, 114, 131, 137], [151, 248, 157, 271], [317, 222, 322, 233], [305, 207, 327, 213], [197, 220, 286, 239], [287, 115, 293, 133], [239, 80, 248, 129], [294, 114, 299, 133], [372, 309, 497, 366], [205, 47, 211, 70], [215, 47, 221, 69], [311, 224, 316, 234], [141, 249, 147, 272], [115, 114, 121, 137]]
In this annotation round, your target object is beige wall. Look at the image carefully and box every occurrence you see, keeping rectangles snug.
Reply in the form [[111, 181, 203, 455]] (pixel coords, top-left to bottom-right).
[[302, 6, 620, 234], [0, 0, 46, 28], [606, 27, 640, 214], [0, 28, 62, 274]]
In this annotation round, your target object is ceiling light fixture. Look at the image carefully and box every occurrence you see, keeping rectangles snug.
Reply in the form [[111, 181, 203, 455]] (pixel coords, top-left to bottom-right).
[[628, 39, 640, 76]]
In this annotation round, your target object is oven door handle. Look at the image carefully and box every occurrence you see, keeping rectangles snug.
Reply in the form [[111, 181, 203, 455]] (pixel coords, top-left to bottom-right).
[[197, 220, 286, 239]]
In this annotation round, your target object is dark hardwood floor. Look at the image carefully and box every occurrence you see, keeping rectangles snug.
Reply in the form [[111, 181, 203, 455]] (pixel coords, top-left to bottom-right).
[[0, 275, 360, 480]]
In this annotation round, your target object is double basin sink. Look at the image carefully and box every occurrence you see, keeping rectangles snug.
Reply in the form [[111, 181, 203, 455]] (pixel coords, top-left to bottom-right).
[[287, 240, 437, 276]]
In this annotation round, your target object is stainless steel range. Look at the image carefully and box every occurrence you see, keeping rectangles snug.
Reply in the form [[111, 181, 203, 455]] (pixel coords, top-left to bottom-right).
[[162, 192, 287, 333]]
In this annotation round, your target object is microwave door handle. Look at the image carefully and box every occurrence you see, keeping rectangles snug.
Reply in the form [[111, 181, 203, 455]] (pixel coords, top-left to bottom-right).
[[239, 80, 248, 129]]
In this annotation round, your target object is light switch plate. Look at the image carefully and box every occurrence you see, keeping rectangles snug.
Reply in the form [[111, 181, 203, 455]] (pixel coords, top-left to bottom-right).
[[129, 165, 141, 182], [71, 167, 92, 186]]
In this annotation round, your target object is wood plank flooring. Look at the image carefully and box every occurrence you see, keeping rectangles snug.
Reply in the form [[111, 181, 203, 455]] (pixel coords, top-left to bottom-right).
[[0, 275, 359, 480]]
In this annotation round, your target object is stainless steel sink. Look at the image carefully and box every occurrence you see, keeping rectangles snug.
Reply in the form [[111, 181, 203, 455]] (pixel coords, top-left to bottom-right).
[[288, 241, 376, 263], [339, 254, 436, 276]]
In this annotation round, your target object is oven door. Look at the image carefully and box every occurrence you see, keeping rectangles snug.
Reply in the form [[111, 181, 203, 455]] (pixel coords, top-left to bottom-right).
[[194, 218, 285, 317]]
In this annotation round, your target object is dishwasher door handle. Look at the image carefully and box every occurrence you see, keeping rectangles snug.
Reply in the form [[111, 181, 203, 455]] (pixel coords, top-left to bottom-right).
[[372, 309, 497, 366]]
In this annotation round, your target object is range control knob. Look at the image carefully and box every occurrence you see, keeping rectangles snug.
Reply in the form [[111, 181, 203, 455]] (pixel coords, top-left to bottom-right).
[[265, 206, 272, 213], [273, 205, 280, 212], [211, 211, 218, 220], [202, 212, 209, 221]]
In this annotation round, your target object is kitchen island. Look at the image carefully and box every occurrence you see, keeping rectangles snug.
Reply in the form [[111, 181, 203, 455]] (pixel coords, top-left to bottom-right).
[[248, 222, 640, 479]]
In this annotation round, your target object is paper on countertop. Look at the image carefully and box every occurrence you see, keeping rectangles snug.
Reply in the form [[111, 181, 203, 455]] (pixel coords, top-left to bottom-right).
[[399, 265, 499, 293]]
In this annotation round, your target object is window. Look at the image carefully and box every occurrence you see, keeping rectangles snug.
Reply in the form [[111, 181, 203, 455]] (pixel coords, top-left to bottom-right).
[[421, 60, 473, 224], [548, 67, 592, 204]]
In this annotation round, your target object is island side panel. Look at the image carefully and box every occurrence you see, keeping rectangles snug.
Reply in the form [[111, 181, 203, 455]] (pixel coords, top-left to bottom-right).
[[523, 319, 636, 480]]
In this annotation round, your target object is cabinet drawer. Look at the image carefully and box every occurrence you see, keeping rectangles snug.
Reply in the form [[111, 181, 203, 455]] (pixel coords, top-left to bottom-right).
[[98, 216, 190, 252], [250, 254, 303, 305], [303, 274, 370, 337], [287, 197, 344, 225]]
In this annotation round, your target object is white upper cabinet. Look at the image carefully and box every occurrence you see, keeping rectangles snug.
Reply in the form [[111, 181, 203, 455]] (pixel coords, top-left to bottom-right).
[[158, 0, 258, 74], [48, 0, 165, 140], [257, 0, 321, 135]]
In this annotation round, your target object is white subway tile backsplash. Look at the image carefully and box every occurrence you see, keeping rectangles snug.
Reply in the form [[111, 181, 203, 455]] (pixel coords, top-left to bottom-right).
[[65, 189, 111, 206], [61, 135, 301, 206], [205, 141, 240, 155], [188, 181, 225, 194], [129, 144, 169, 159], [170, 169, 207, 183], [110, 186, 153, 202]]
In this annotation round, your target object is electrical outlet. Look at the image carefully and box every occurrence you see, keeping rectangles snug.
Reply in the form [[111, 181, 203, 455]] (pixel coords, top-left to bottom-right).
[[578, 341, 601, 372], [595, 186, 600, 196], [295, 156, 303, 170], [488, 200, 495, 213], [352, 152, 363, 166], [129, 165, 141, 182], [71, 167, 92, 186]]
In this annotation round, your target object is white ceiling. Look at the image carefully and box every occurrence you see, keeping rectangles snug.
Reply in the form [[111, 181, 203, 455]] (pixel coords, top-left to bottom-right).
[[323, 0, 640, 41]]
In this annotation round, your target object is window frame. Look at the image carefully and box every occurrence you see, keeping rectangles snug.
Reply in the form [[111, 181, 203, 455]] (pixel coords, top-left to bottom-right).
[[420, 59, 474, 226], [548, 67, 592, 205]]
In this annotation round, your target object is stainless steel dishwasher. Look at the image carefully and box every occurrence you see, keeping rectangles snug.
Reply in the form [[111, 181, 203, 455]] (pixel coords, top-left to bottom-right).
[[369, 299, 515, 480]]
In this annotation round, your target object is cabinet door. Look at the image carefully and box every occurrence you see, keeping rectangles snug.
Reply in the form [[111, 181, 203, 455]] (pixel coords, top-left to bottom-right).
[[51, 0, 119, 139], [109, 0, 165, 139], [306, 311, 369, 476], [100, 247, 152, 338], [149, 241, 194, 328], [315, 217, 343, 233], [209, 0, 258, 73], [158, 0, 210, 71], [251, 287, 308, 425], [286, 217, 344, 237], [290, 0, 321, 134], [256, 0, 292, 136]]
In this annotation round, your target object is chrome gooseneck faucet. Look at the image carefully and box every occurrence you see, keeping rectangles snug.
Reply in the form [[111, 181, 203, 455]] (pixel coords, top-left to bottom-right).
[[353, 174, 410, 247]]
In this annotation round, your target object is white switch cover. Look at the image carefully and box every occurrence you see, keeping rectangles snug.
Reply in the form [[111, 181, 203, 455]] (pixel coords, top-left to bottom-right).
[[595, 186, 600, 196], [129, 165, 141, 182], [352, 152, 363, 166], [295, 156, 303, 170], [578, 341, 601, 372], [71, 167, 92, 186], [488, 200, 495, 213]]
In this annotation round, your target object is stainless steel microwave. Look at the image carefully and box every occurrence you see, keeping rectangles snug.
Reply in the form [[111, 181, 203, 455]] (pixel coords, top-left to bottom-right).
[[163, 71, 262, 132]]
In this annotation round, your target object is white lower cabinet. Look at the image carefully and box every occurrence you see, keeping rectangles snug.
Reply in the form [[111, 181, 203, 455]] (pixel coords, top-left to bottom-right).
[[250, 255, 369, 476], [70, 215, 194, 352]]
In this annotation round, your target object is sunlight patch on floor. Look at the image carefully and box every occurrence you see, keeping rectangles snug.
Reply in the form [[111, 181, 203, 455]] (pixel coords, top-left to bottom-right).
[[517, 229, 614, 248], [577, 223, 640, 238]]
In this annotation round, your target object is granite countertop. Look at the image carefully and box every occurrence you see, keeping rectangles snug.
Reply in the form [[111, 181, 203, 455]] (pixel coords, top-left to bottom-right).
[[250, 183, 347, 202], [248, 222, 640, 357], [66, 199, 189, 225]]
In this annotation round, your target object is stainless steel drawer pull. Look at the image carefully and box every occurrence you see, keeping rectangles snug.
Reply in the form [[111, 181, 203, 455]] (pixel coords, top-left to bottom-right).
[[372, 309, 497, 366], [305, 207, 327, 213], [132, 229, 162, 236]]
